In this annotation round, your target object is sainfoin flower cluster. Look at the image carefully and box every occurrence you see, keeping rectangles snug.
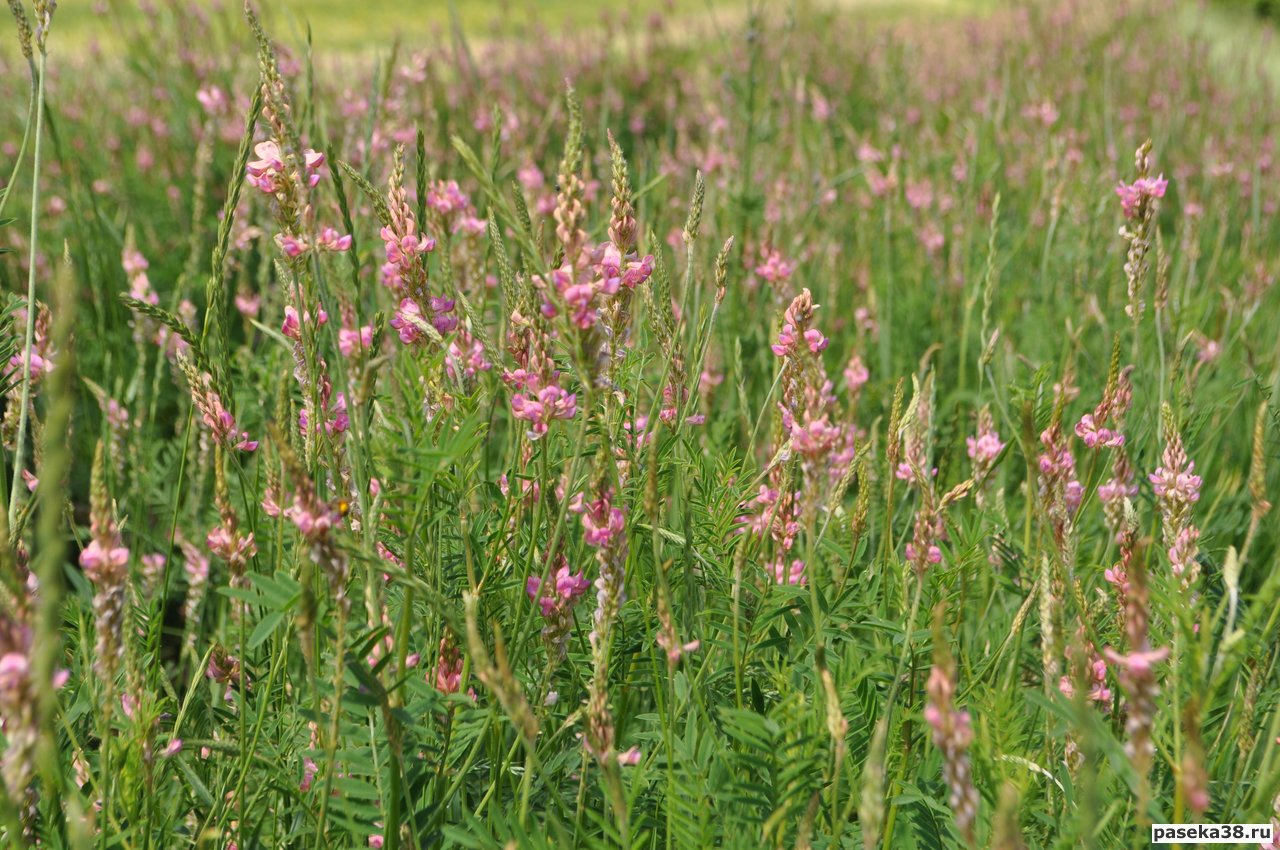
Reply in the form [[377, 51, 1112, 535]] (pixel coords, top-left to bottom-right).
[[526, 555, 590, 660], [925, 651, 979, 844], [1150, 405, 1203, 588], [740, 288, 857, 586]]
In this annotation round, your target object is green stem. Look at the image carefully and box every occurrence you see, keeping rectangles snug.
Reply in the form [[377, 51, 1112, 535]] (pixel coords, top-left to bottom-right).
[[877, 573, 925, 850], [8, 48, 47, 529], [0, 57, 35, 222]]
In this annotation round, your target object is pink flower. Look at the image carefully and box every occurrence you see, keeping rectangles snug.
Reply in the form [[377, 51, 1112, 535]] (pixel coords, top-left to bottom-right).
[[1098, 478, 1138, 504], [1075, 413, 1124, 449], [196, 85, 227, 115], [768, 557, 806, 585], [246, 140, 326, 192], [281, 306, 301, 340], [771, 323, 799, 357], [1021, 99, 1059, 127], [572, 491, 626, 548], [10, 351, 50, 381], [917, 224, 945, 255], [1167, 526, 1201, 579], [142, 553, 166, 579], [905, 179, 934, 210], [782, 408, 845, 458], [315, 227, 352, 252], [895, 462, 937, 484], [338, 325, 374, 357], [285, 495, 340, 540], [245, 140, 284, 192], [563, 281, 599, 328], [1149, 462, 1202, 504], [300, 757, 318, 792], [598, 244, 654, 290], [282, 305, 328, 341], [1115, 175, 1168, 219], [526, 564, 591, 618], [262, 487, 283, 518], [844, 355, 869, 393], [234, 293, 261, 318], [657, 628, 701, 664], [966, 432, 1004, 464], [803, 328, 829, 353], [445, 332, 492, 380], [389, 297, 455, 344], [905, 543, 943, 565], [0, 652, 29, 693], [206, 525, 257, 567], [428, 296, 458, 334], [518, 164, 544, 190], [772, 290, 828, 360], [432, 638, 465, 695], [379, 217, 435, 290], [1038, 428, 1076, 478], [511, 385, 577, 440], [277, 234, 308, 257], [754, 249, 796, 284], [122, 248, 149, 277], [426, 179, 470, 215], [1102, 646, 1170, 677], [79, 539, 130, 571], [390, 298, 427, 344]]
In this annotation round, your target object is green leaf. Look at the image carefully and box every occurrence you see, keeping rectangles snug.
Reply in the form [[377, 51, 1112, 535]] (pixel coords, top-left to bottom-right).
[[248, 610, 285, 649]]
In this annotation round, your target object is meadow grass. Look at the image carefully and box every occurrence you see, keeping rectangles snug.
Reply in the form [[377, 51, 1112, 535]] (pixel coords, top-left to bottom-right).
[[46, 0, 677, 52], [1, 0, 1280, 848], [39, 0, 993, 55]]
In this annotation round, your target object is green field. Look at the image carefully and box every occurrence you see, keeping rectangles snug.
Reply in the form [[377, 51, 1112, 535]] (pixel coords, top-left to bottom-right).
[[38, 0, 1003, 55]]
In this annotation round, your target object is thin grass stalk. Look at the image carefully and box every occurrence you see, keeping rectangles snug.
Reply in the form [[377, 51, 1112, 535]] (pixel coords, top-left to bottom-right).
[[7, 44, 48, 529]]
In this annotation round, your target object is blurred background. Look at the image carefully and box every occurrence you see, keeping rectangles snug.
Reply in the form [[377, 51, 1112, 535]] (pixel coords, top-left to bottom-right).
[[33, 0, 1280, 86], [24, 0, 1192, 53]]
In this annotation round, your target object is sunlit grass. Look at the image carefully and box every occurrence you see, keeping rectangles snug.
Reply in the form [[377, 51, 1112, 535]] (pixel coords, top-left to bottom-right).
[[39, 0, 996, 56]]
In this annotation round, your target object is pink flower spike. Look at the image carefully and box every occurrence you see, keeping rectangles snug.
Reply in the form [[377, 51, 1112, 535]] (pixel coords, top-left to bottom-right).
[[282, 306, 301, 340], [234, 293, 261, 318], [339, 325, 375, 357], [1115, 174, 1168, 219], [768, 557, 807, 585], [80, 539, 130, 571]]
